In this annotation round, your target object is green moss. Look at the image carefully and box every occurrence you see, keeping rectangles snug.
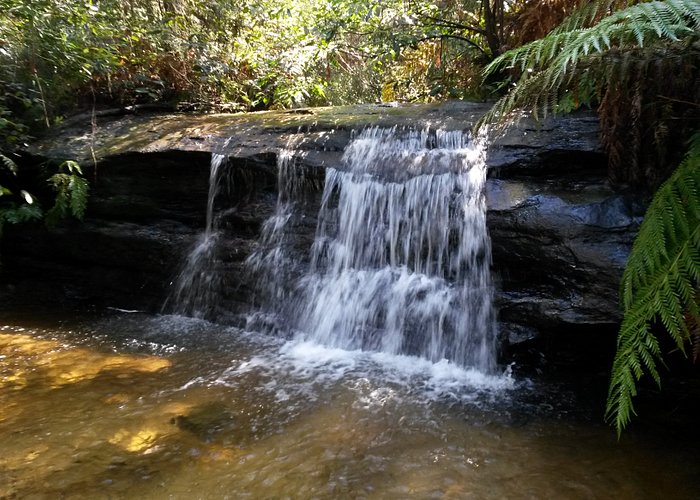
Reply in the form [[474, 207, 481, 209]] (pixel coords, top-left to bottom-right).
[[30, 102, 489, 162]]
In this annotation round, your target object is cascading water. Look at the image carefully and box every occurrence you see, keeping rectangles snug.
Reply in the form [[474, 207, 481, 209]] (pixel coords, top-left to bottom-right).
[[165, 153, 227, 318], [172, 127, 496, 372], [293, 127, 496, 372], [246, 150, 306, 307]]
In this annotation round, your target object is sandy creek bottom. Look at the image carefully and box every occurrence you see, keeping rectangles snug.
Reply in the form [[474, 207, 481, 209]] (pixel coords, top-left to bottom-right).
[[0, 311, 697, 499]]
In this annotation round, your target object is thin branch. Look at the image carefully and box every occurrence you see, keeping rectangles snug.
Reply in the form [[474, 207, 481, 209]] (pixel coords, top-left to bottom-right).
[[657, 95, 700, 108], [415, 34, 489, 57], [417, 15, 487, 36], [408, 0, 487, 35], [33, 71, 50, 128]]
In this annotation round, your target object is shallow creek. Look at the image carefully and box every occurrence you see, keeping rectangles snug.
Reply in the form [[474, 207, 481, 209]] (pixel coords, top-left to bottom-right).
[[1, 311, 698, 499]]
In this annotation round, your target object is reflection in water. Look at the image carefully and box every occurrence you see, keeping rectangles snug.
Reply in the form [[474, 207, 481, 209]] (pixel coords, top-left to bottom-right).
[[0, 314, 698, 499]]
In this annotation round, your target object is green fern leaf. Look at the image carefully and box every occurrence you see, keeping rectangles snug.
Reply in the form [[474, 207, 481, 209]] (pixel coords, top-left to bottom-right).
[[45, 190, 69, 228], [479, 0, 700, 130], [45, 161, 89, 226], [550, 0, 618, 35], [0, 153, 18, 175], [667, 0, 700, 27], [606, 133, 700, 435], [0, 203, 43, 225], [68, 175, 89, 220]]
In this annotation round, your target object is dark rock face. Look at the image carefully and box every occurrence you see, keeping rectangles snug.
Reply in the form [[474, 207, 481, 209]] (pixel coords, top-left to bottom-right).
[[1, 151, 281, 313], [487, 178, 644, 345], [0, 103, 643, 353]]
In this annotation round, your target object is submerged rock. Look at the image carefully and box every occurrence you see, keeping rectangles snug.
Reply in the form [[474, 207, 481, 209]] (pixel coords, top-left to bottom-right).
[[171, 402, 237, 443]]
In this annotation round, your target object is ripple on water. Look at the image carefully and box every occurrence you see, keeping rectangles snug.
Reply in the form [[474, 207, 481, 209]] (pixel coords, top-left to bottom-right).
[[1, 314, 699, 499]]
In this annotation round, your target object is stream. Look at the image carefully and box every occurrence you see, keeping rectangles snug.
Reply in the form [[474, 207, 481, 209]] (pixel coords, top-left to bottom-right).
[[2, 123, 699, 499], [1, 310, 698, 498]]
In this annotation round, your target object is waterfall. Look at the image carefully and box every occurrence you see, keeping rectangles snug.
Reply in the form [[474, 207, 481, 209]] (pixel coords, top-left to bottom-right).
[[169, 127, 497, 372], [293, 127, 496, 372], [245, 150, 306, 307], [165, 153, 227, 318]]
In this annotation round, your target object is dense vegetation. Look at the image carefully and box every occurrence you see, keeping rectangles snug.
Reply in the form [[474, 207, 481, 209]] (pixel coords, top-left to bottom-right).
[[0, 0, 599, 145], [0, 0, 697, 434], [0, 0, 579, 233], [480, 0, 699, 434]]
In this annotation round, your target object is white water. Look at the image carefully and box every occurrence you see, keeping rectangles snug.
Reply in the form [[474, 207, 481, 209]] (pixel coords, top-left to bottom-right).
[[174, 127, 497, 373], [246, 150, 304, 306], [165, 153, 227, 317], [295, 127, 496, 372]]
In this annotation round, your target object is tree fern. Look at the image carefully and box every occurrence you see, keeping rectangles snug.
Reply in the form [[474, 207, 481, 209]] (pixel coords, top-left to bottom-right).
[[548, 0, 631, 35], [477, 0, 700, 434], [478, 0, 700, 127], [606, 133, 700, 435]]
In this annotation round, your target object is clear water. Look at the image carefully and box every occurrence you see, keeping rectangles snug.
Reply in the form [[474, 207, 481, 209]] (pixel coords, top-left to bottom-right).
[[165, 153, 227, 318], [1, 312, 698, 499]]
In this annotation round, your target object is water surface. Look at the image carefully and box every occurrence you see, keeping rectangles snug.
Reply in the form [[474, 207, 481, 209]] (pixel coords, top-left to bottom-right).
[[1, 311, 697, 499]]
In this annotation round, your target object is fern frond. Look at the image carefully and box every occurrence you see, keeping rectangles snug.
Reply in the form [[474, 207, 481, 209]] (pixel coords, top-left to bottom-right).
[[550, 0, 623, 35], [60, 160, 83, 175], [477, 70, 552, 127], [692, 317, 700, 362], [44, 190, 69, 228], [606, 133, 700, 435], [0, 203, 44, 236], [620, 134, 700, 308], [0, 153, 18, 175], [68, 175, 89, 219], [0, 203, 44, 225], [667, 0, 700, 27], [480, 0, 699, 129], [45, 164, 89, 226], [487, 0, 696, 77]]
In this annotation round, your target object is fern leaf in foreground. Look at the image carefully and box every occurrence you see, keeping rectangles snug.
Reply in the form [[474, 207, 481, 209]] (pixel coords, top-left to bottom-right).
[[0, 153, 18, 175], [478, 0, 700, 128], [45, 160, 89, 227], [606, 134, 700, 435]]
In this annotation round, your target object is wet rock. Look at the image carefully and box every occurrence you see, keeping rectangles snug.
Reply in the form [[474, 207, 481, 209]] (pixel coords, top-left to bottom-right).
[[26, 101, 600, 174], [171, 402, 237, 442], [487, 176, 644, 343], [1, 103, 644, 351]]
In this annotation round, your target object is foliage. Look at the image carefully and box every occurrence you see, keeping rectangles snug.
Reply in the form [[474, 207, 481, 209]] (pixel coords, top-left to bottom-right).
[[597, 39, 700, 188], [477, 0, 700, 434], [481, 0, 699, 123], [0, 154, 88, 235], [0, 0, 580, 136], [0, 153, 40, 235], [606, 134, 700, 435], [510, 0, 589, 45], [45, 160, 89, 227], [480, 0, 700, 188], [0, 0, 332, 127]]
